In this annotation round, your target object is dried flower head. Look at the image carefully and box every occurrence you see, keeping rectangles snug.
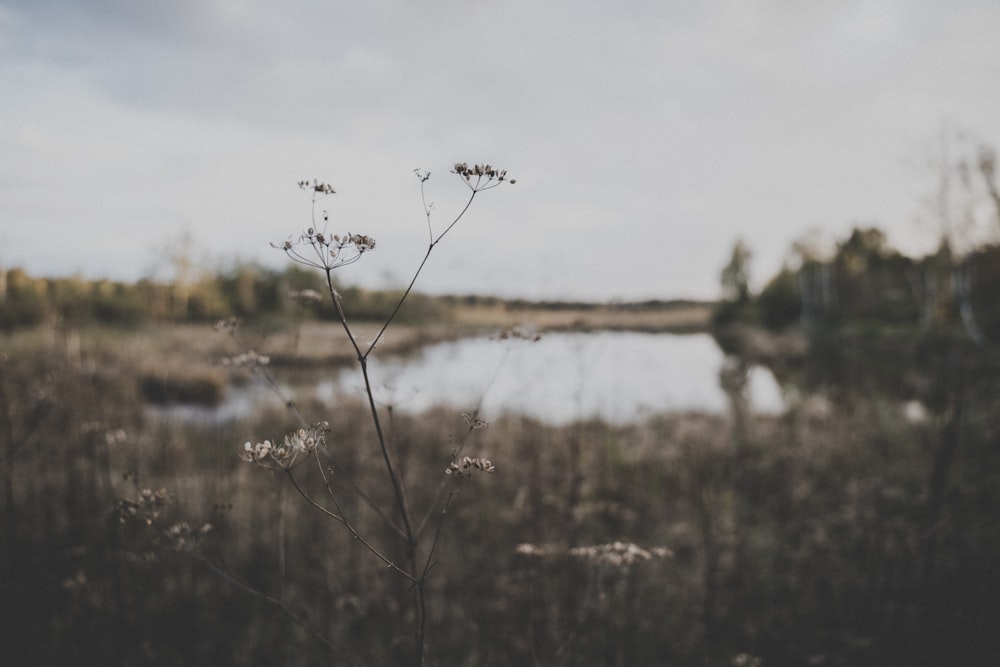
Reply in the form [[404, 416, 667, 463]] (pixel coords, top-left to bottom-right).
[[445, 455, 495, 477], [220, 351, 270, 368], [568, 541, 673, 567], [297, 179, 335, 196], [241, 421, 330, 469], [732, 654, 763, 667], [462, 412, 490, 429], [214, 317, 241, 334], [514, 543, 552, 558], [451, 162, 515, 190], [162, 521, 214, 552], [287, 288, 324, 304], [104, 428, 128, 446], [273, 229, 377, 272], [515, 541, 672, 567], [118, 487, 172, 524]]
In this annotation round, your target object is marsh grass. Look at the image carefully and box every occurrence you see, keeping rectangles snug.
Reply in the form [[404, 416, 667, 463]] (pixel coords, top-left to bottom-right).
[[1, 330, 1000, 664]]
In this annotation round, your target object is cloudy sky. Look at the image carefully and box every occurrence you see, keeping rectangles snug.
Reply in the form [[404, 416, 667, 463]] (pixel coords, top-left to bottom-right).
[[3, 1, 1000, 300]]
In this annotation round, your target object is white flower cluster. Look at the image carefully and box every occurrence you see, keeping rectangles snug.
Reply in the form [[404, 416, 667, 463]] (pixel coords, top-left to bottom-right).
[[241, 421, 329, 469], [514, 541, 673, 568], [287, 288, 324, 304], [164, 521, 213, 551], [445, 455, 495, 477], [221, 351, 270, 368], [569, 542, 673, 567]]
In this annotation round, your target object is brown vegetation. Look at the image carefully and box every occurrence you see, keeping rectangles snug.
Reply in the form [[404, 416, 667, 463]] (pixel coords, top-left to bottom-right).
[[1, 319, 998, 665]]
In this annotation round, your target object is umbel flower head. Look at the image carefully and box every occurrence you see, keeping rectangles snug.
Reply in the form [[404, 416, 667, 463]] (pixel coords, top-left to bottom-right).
[[241, 421, 330, 469], [272, 229, 376, 272], [451, 163, 515, 191], [445, 455, 495, 477]]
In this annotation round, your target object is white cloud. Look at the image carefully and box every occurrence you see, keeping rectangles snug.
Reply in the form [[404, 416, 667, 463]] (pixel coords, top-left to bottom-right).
[[2, 1, 1000, 299]]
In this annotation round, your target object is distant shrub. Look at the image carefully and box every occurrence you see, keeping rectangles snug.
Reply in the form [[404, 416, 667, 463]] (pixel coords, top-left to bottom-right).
[[0, 269, 48, 330], [710, 298, 754, 329], [92, 281, 150, 326], [964, 244, 1000, 342], [139, 371, 226, 406], [758, 268, 801, 330]]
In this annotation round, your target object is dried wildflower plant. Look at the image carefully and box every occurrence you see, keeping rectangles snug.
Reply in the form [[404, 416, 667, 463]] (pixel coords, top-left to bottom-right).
[[213, 163, 512, 664], [117, 472, 214, 555], [117, 485, 171, 526], [117, 164, 513, 663], [240, 421, 329, 470]]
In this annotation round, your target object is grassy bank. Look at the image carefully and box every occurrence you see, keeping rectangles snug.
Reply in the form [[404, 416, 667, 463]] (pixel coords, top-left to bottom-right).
[[0, 297, 714, 410]]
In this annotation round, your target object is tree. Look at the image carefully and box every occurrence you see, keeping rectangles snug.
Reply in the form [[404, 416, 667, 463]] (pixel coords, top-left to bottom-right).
[[720, 239, 752, 304]]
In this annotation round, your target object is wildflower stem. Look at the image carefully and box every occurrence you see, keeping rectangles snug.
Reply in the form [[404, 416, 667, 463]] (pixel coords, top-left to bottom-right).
[[359, 358, 416, 543], [282, 466, 417, 583], [325, 269, 364, 361], [314, 448, 406, 540], [193, 552, 358, 666], [321, 248, 418, 565], [126, 474, 356, 665], [364, 188, 478, 357], [421, 483, 461, 580], [433, 188, 477, 246], [416, 423, 478, 537], [252, 166, 510, 665]]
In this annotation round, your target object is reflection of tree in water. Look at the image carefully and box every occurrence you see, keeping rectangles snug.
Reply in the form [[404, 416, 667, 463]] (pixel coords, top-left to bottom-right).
[[718, 354, 750, 449]]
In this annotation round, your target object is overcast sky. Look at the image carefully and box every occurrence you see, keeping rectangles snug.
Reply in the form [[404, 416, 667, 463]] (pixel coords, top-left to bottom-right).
[[3, 1, 1000, 300]]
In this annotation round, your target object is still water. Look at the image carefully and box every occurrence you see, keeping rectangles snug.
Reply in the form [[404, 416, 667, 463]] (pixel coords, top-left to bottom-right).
[[153, 332, 783, 426], [315, 331, 783, 425]]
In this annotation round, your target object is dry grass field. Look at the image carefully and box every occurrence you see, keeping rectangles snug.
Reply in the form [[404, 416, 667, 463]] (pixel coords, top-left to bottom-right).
[[1, 305, 999, 665]]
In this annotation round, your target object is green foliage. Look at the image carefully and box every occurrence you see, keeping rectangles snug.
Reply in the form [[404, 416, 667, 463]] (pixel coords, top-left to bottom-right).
[[0, 269, 48, 330], [710, 296, 755, 329], [830, 227, 921, 324], [757, 267, 802, 330], [335, 286, 452, 324], [91, 281, 150, 326], [713, 240, 757, 329], [0, 265, 453, 330], [963, 244, 1000, 342], [720, 238, 752, 303], [714, 225, 1000, 336]]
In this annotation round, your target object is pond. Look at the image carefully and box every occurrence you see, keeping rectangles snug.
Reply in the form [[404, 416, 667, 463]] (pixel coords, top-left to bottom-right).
[[156, 332, 784, 426]]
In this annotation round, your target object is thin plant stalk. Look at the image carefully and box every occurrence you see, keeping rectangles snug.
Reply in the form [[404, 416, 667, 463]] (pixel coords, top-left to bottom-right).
[[249, 164, 510, 665]]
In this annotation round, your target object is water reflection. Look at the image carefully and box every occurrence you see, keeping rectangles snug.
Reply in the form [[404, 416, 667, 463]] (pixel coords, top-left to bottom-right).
[[315, 332, 783, 425], [147, 332, 784, 426]]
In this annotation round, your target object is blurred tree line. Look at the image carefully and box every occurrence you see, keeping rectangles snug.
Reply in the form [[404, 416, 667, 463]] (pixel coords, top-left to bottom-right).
[[716, 228, 1000, 339], [0, 263, 450, 331], [715, 138, 1000, 345]]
